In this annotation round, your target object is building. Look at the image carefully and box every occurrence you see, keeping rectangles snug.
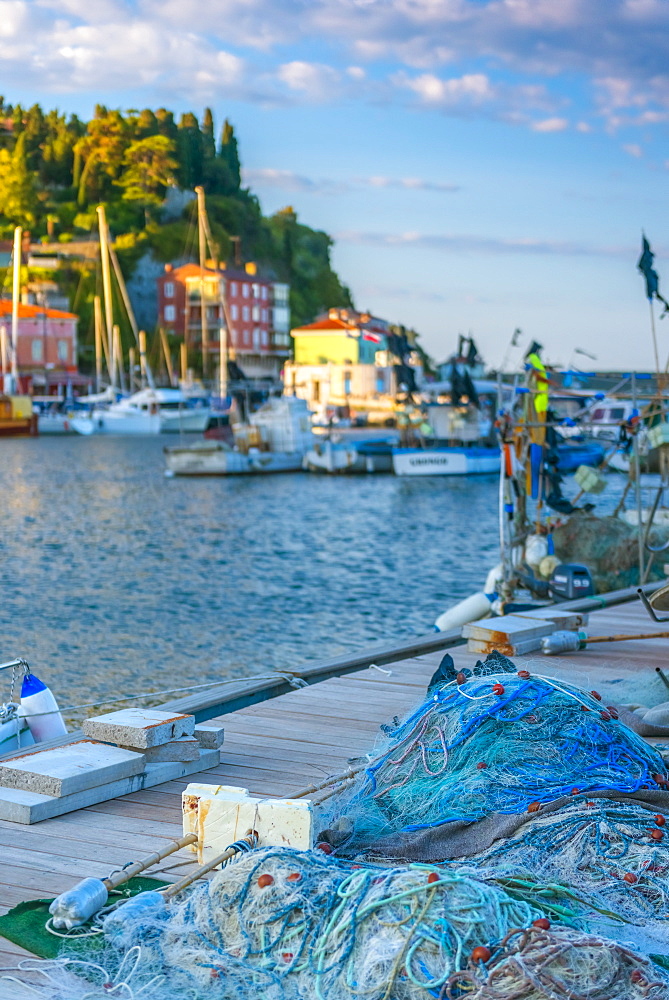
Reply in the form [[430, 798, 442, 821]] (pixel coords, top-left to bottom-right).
[[284, 308, 417, 422], [156, 262, 290, 381], [0, 300, 80, 392]]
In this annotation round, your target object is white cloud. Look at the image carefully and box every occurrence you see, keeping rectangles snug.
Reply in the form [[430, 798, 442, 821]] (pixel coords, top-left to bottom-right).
[[277, 61, 341, 100], [531, 117, 569, 132], [0, 0, 668, 136], [242, 168, 461, 195], [622, 142, 643, 157], [337, 228, 633, 258]]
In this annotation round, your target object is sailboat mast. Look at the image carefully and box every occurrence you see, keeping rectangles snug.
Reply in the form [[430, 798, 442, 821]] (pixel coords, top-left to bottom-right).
[[10, 226, 21, 390], [97, 206, 115, 389], [195, 186, 209, 380], [94, 294, 103, 392]]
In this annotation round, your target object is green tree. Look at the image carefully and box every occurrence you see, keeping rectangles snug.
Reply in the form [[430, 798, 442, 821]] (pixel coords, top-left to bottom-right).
[[117, 135, 178, 204], [218, 119, 241, 191], [176, 111, 204, 189], [202, 107, 216, 161], [74, 108, 129, 206], [0, 132, 39, 226]]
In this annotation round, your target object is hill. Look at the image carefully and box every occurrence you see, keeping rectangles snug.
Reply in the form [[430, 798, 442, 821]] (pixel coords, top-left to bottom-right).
[[0, 100, 354, 354]]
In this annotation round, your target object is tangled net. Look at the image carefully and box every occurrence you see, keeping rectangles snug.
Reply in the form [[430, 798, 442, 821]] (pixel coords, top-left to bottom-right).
[[463, 796, 669, 925], [6, 848, 668, 1000], [324, 670, 669, 849]]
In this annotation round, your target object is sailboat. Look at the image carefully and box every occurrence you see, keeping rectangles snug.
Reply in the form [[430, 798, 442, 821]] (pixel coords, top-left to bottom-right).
[[0, 227, 38, 437], [70, 207, 212, 436]]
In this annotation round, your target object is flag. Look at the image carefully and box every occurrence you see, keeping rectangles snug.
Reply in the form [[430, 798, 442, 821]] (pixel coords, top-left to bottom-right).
[[362, 332, 383, 343], [638, 235, 669, 315]]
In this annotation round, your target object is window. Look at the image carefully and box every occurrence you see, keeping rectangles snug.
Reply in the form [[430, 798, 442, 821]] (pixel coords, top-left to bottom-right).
[[261, 308, 268, 323], [252, 305, 260, 321], [242, 305, 249, 321], [242, 283, 250, 298], [252, 283, 260, 299], [164, 281, 174, 298], [57, 339, 68, 362], [244, 329, 250, 345], [165, 305, 176, 322], [261, 286, 267, 300], [31, 339, 43, 361], [230, 282, 238, 297], [261, 330, 268, 347], [591, 408, 605, 421], [253, 328, 260, 349], [230, 304, 238, 320]]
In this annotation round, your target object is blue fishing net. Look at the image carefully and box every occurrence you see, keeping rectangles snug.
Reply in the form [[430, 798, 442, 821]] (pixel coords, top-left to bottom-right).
[[327, 670, 668, 848]]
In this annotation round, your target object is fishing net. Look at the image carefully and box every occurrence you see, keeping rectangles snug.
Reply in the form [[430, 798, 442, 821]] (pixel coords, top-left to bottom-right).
[[320, 669, 669, 855], [552, 513, 668, 592], [5, 848, 668, 1000]]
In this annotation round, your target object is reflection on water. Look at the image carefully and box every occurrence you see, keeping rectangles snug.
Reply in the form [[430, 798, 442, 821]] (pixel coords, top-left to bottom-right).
[[0, 436, 636, 716]]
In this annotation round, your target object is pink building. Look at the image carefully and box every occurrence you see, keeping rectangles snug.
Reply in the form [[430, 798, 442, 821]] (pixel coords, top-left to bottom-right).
[[0, 300, 79, 389]]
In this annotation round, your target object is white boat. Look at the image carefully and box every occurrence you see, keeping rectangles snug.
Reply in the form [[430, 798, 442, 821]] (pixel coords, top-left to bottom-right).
[[305, 433, 396, 473], [70, 388, 212, 436], [164, 396, 313, 476], [392, 445, 500, 476]]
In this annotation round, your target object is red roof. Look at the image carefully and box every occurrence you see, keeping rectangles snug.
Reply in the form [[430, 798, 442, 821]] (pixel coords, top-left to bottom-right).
[[294, 317, 357, 332], [0, 300, 78, 320], [166, 263, 219, 280]]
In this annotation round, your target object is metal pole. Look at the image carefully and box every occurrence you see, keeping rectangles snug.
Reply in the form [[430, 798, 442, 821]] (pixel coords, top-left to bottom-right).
[[10, 226, 21, 391], [195, 186, 209, 380], [138, 331, 147, 389], [159, 327, 175, 386], [0, 325, 7, 392], [114, 325, 125, 393], [632, 372, 644, 582], [94, 295, 103, 392]]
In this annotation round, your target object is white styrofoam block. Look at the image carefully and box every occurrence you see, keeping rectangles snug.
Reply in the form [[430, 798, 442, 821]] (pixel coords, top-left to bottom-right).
[[82, 709, 195, 748], [0, 741, 145, 797], [182, 783, 313, 864]]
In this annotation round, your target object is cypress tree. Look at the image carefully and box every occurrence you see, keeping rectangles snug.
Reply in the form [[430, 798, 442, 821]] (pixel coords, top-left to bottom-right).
[[202, 107, 216, 161], [218, 119, 241, 192]]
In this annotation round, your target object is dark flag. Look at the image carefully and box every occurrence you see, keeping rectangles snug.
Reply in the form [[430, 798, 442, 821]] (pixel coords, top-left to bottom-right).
[[638, 235, 669, 316]]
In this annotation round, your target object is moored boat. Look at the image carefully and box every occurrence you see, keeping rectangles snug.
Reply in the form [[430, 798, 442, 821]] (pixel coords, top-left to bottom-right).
[[392, 444, 500, 476]]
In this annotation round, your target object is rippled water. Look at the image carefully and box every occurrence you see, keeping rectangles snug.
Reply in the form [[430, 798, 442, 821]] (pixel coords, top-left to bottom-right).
[[0, 436, 646, 721], [0, 436, 508, 715]]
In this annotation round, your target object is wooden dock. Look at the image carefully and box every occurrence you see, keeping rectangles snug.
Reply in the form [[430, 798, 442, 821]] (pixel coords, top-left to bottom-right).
[[1, 590, 668, 967]]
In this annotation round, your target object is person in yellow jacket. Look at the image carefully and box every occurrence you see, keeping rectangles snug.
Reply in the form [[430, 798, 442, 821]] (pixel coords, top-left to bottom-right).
[[524, 341, 549, 415]]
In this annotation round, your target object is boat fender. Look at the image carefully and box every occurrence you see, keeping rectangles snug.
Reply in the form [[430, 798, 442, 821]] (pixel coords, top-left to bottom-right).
[[19, 672, 67, 743], [484, 563, 503, 595], [434, 591, 494, 633], [103, 891, 168, 949], [525, 534, 549, 571], [49, 877, 109, 930]]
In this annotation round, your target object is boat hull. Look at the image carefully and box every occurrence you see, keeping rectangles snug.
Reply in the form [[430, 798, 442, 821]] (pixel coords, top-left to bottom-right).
[[160, 409, 212, 433], [35, 413, 76, 435], [392, 446, 500, 476], [71, 412, 162, 435], [164, 444, 305, 476], [305, 440, 394, 473]]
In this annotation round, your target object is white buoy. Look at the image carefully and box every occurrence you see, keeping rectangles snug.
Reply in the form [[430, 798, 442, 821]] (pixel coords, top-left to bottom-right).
[[19, 672, 67, 742], [434, 591, 494, 632]]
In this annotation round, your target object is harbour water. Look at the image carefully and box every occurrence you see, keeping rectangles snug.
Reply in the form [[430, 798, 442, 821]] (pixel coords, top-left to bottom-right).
[[0, 436, 642, 722]]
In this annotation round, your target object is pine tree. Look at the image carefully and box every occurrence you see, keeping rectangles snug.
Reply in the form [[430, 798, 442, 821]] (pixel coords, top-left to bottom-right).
[[177, 112, 204, 189]]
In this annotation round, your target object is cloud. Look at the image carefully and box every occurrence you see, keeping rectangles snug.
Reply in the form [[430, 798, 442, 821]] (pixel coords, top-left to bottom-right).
[[336, 229, 633, 258], [531, 117, 569, 132], [242, 168, 461, 195], [1, 0, 668, 134], [622, 142, 643, 157]]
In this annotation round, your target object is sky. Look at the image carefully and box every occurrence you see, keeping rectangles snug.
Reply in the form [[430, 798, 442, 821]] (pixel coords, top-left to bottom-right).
[[1, 0, 668, 370]]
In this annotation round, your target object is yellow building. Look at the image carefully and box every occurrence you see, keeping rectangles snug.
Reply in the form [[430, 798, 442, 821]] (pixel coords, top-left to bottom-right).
[[284, 308, 408, 422]]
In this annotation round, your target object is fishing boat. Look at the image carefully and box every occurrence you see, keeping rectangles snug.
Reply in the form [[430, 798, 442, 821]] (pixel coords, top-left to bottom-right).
[[392, 444, 500, 476], [164, 395, 313, 476], [304, 431, 397, 473]]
